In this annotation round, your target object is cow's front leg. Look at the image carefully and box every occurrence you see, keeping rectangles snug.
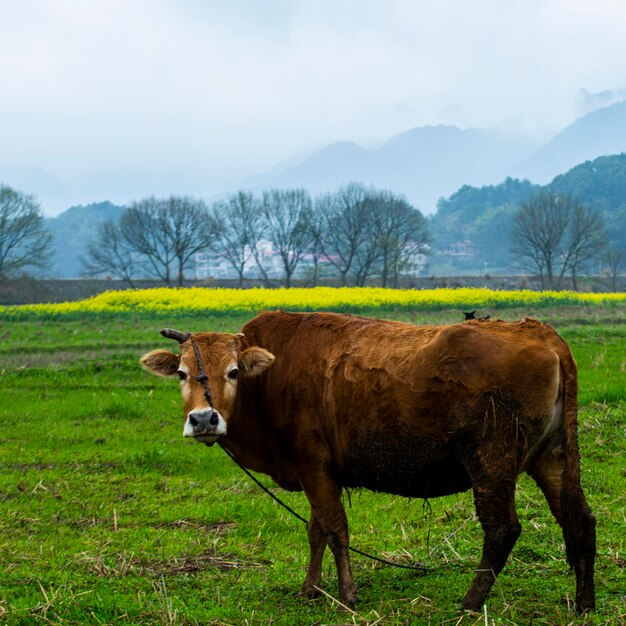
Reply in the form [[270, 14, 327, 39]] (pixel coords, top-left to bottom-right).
[[462, 470, 521, 612], [299, 510, 327, 598], [299, 473, 358, 609]]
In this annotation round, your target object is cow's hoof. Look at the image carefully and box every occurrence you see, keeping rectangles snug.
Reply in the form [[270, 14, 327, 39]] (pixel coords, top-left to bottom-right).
[[337, 598, 358, 612], [575, 601, 595, 615], [460, 596, 482, 614], [338, 592, 358, 612], [298, 585, 322, 600]]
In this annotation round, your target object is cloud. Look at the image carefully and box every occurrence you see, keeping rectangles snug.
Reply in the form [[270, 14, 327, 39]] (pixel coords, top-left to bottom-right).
[[1, 0, 626, 213]]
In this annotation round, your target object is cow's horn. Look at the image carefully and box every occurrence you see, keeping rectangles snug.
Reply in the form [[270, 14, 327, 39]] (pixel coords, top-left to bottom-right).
[[160, 328, 190, 343]]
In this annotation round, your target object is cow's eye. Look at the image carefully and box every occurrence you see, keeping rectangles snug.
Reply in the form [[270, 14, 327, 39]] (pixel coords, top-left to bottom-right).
[[227, 367, 239, 380], [177, 370, 187, 381]]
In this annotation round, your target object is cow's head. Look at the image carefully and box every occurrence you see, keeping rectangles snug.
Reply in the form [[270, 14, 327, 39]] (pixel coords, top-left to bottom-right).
[[140, 329, 275, 445]]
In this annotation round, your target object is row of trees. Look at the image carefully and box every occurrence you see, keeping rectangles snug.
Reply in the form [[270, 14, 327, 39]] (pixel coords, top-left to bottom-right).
[[84, 183, 430, 288], [0, 181, 623, 289]]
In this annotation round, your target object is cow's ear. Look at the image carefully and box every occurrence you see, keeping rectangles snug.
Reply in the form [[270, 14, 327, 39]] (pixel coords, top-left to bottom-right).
[[140, 350, 180, 377], [239, 347, 275, 377]]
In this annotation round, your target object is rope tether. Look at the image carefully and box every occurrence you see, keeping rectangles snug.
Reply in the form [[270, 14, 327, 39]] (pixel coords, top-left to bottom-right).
[[219, 443, 429, 572]]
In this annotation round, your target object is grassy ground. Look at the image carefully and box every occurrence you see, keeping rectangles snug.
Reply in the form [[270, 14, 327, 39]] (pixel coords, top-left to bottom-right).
[[0, 306, 624, 625]]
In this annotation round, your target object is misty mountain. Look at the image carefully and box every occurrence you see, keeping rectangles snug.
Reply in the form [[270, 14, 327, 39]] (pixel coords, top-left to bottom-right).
[[243, 126, 536, 214], [46, 201, 126, 278], [0, 164, 71, 215], [509, 99, 626, 183], [576, 88, 626, 116], [245, 99, 626, 214]]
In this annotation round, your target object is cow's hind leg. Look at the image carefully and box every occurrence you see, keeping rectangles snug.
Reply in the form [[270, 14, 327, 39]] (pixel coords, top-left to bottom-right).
[[528, 455, 596, 613], [299, 510, 327, 599], [462, 470, 521, 612]]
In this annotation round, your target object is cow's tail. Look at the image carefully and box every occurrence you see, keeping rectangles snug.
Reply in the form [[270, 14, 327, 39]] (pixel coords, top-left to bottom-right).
[[553, 333, 596, 583], [559, 339, 581, 488]]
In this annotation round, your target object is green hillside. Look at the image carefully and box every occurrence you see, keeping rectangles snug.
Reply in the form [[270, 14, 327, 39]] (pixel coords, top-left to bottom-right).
[[429, 153, 626, 273]]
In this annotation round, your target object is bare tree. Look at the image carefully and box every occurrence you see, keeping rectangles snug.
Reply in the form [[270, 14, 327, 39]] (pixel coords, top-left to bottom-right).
[[511, 191, 571, 288], [119, 197, 176, 284], [316, 183, 376, 286], [559, 203, 606, 290], [166, 196, 220, 286], [512, 191, 607, 290], [262, 188, 313, 287], [213, 192, 263, 287], [83, 219, 138, 286], [0, 184, 52, 279], [113, 195, 217, 286], [369, 190, 429, 287]]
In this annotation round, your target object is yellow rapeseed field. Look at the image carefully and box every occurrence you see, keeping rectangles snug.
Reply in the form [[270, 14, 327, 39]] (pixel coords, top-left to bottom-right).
[[1, 287, 624, 318]]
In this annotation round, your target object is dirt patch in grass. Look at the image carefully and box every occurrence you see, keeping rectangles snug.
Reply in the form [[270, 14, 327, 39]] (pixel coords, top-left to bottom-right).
[[153, 519, 237, 535], [79, 548, 265, 578]]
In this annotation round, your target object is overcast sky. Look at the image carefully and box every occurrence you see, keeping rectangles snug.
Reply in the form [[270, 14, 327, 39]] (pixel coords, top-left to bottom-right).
[[2, 0, 626, 215]]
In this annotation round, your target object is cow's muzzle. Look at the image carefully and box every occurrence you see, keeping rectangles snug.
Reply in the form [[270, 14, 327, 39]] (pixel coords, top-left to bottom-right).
[[183, 408, 227, 445]]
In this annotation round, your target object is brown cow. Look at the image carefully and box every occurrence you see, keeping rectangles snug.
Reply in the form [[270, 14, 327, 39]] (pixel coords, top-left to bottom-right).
[[140, 311, 595, 613]]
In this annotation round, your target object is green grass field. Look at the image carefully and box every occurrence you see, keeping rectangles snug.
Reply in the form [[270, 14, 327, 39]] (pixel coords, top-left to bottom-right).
[[0, 306, 624, 625]]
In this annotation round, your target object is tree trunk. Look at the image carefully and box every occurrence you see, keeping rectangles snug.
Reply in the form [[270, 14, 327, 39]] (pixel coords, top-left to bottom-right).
[[545, 259, 553, 288], [177, 259, 184, 287], [310, 260, 319, 287], [381, 250, 389, 288]]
